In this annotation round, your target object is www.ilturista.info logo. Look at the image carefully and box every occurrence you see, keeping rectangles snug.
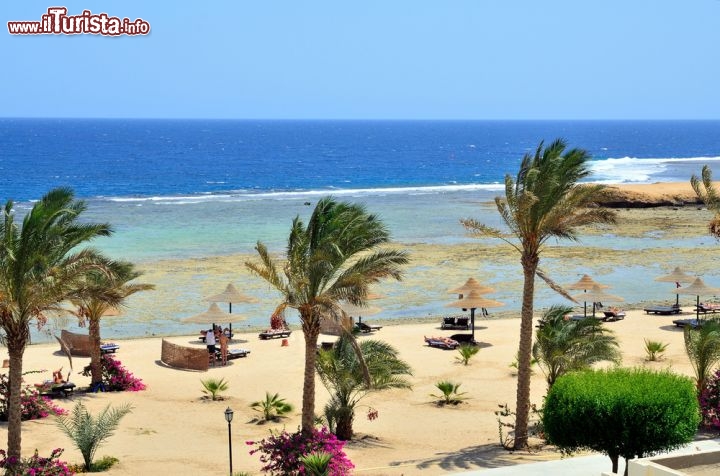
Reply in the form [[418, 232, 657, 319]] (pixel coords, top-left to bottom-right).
[[8, 7, 150, 36]]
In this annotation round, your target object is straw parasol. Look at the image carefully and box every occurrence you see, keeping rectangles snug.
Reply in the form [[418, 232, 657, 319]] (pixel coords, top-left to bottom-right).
[[182, 303, 249, 331], [567, 275, 611, 316], [655, 267, 696, 306], [204, 283, 257, 333], [675, 277, 720, 319], [448, 277, 495, 296], [446, 290, 504, 343], [571, 284, 624, 317]]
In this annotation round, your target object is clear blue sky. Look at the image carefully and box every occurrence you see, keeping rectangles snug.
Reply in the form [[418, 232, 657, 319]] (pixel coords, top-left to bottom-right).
[[2, 1, 719, 119]]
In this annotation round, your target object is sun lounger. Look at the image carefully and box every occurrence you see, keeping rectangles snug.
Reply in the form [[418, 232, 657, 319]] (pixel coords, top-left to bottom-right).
[[100, 343, 120, 354], [440, 316, 470, 330], [34, 380, 76, 398], [673, 318, 704, 329], [696, 303, 720, 314], [214, 348, 250, 360], [644, 304, 681, 315], [258, 329, 291, 340], [356, 322, 382, 333], [602, 309, 626, 321], [424, 336, 460, 350]]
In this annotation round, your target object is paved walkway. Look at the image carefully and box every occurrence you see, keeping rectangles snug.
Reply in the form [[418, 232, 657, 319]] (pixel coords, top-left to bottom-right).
[[452, 439, 720, 476]]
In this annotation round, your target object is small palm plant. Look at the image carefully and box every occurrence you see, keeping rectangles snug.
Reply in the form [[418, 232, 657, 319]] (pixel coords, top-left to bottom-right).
[[431, 381, 468, 406], [299, 451, 332, 476], [56, 402, 133, 471], [201, 377, 229, 401], [250, 392, 294, 422], [455, 344, 480, 365], [644, 339, 669, 361]]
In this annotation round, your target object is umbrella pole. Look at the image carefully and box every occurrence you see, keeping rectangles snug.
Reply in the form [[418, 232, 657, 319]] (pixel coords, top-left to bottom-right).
[[470, 307, 476, 343], [584, 301, 588, 318], [697, 295, 700, 321], [228, 303, 233, 336]]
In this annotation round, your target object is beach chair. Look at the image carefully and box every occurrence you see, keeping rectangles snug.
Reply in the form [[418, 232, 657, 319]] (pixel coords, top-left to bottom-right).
[[644, 304, 681, 315], [258, 329, 292, 340], [602, 308, 626, 321], [673, 318, 704, 329], [356, 322, 382, 333], [441, 316, 456, 329], [424, 336, 460, 350], [454, 317, 470, 330], [34, 368, 76, 398]]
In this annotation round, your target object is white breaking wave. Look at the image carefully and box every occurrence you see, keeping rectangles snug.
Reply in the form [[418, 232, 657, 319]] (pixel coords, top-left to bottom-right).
[[589, 156, 720, 184]]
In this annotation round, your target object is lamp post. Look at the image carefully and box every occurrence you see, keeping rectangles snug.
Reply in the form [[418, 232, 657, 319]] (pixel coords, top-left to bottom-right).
[[224, 407, 234, 475]]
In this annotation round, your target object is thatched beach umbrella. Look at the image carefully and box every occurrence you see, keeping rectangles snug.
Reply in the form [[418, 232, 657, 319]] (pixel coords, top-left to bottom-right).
[[182, 302, 249, 332], [446, 290, 504, 343], [675, 277, 720, 320], [204, 283, 257, 333], [448, 277, 495, 296], [655, 267, 696, 306], [571, 284, 623, 317], [567, 275, 611, 316]]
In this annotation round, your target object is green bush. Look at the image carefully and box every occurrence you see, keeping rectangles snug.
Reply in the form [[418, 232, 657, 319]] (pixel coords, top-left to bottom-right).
[[543, 368, 700, 476]]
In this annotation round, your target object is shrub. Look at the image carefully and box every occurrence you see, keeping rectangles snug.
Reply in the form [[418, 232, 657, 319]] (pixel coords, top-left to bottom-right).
[[543, 368, 700, 476], [455, 344, 480, 365], [644, 339, 669, 361], [700, 368, 720, 429], [55, 402, 133, 471], [201, 377, 229, 401], [0, 372, 67, 421], [430, 381, 468, 405], [82, 354, 146, 392], [0, 448, 74, 475], [299, 451, 332, 476], [247, 426, 354, 475], [250, 392, 294, 422]]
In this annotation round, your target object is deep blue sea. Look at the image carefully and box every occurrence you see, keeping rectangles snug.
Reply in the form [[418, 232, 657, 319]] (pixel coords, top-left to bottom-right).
[[2, 119, 720, 340]]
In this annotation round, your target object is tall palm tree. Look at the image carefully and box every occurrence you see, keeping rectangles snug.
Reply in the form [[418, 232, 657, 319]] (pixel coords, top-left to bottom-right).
[[461, 139, 616, 449], [684, 318, 720, 392], [0, 188, 112, 460], [246, 197, 408, 436], [690, 165, 720, 238], [73, 261, 154, 388], [533, 305, 621, 389], [316, 335, 412, 440]]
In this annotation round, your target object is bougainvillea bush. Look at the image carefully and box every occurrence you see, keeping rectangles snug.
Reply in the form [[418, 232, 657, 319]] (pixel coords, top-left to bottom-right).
[[248, 426, 354, 475], [700, 368, 720, 430], [0, 448, 74, 475], [0, 373, 67, 421], [82, 355, 146, 392]]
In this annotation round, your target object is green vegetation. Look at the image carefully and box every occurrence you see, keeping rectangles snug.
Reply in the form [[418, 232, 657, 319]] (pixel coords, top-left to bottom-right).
[[644, 339, 669, 361], [431, 381, 468, 406], [461, 139, 616, 448], [201, 377, 229, 401], [316, 336, 412, 440], [543, 368, 700, 476], [455, 344, 480, 366], [691, 165, 720, 238], [56, 402, 133, 471], [250, 392, 294, 422], [246, 197, 408, 436], [533, 305, 621, 389], [299, 451, 332, 476], [0, 188, 113, 460], [684, 318, 720, 391]]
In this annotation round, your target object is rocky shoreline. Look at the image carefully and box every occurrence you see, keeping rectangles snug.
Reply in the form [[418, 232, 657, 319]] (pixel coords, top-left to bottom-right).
[[598, 185, 703, 208]]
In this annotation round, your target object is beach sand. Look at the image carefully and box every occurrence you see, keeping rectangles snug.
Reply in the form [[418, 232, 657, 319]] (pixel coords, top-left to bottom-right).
[[0, 182, 716, 475], [5, 311, 698, 475]]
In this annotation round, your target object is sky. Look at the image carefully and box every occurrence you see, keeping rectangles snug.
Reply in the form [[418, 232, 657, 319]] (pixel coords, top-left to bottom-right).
[[2, 1, 719, 120]]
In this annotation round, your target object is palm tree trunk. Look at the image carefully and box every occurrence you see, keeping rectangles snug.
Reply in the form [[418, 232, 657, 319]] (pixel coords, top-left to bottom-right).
[[334, 406, 355, 441], [7, 337, 25, 460], [301, 309, 320, 436], [514, 252, 538, 450], [88, 318, 103, 386]]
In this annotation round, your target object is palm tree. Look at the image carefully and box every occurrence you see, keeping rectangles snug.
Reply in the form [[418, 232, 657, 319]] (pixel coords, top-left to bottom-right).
[[316, 336, 412, 440], [72, 261, 154, 388], [461, 139, 616, 449], [0, 188, 112, 460], [246, 197, 408, 436], [684, 318, 720, 391], [250, 392, 294, 421], [691, 165, 720, 238], [533, 305, 621, 389]]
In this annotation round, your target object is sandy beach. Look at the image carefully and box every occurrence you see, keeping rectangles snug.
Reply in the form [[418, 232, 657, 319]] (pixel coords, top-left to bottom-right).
[[1, 182, 718, 475]]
